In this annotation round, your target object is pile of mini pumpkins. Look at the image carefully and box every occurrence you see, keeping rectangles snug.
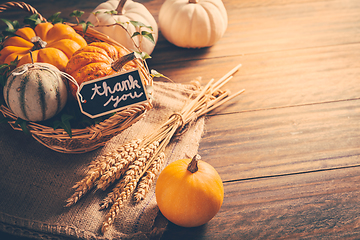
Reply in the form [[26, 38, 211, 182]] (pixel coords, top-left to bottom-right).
[[1, 21, 137, 122], [1, 0, 228, 123], [0, 0, 227, 227]]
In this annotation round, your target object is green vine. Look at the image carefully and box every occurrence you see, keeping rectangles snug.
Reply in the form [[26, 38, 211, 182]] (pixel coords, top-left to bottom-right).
[[69, 10, 94, 34], [90, 11, 155, 58]]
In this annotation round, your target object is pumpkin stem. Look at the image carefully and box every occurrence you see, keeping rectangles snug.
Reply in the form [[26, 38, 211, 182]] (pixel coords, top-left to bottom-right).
[[187, 154, 201, 173], [189, 0, 199, 3], [29, 50, 34, 64], [116, 0, 127, 15], [111, 52, 137, 72], [31, 36, 47, 50]]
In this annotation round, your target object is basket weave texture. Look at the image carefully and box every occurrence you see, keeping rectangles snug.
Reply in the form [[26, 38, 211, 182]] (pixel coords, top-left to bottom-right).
[[0, 1, 153, 154]]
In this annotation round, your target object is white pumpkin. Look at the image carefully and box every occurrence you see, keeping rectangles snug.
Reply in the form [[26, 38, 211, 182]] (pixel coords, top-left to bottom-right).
[[87, 0, 158, 55], [159, 0, 228, 48], [3, 63, 68, 122]]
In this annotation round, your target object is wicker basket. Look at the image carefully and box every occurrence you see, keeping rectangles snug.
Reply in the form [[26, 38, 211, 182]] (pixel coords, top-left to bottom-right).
[[0, 1, 153, 154]]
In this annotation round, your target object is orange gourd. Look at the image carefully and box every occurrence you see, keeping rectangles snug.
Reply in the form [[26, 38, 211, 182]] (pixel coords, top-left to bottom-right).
[[155, 155, 224, 227], [65, 42, 137, 98], [0, 22, 87, 71]]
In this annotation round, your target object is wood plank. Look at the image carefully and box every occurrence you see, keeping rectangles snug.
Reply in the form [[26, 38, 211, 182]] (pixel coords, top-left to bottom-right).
[[2, 0, 359, 63], [0, 1, 358, 240], [161, 166, 360, 239], [149, 43, 360, 114], [198, 99, 360, 181], [151, 0, 360, 63]]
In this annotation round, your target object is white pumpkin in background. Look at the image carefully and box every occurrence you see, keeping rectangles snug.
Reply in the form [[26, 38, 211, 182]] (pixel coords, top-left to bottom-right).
[[3, 63, 68, 122], [87, 0, 158, 55], [159, 0, 228, 48]]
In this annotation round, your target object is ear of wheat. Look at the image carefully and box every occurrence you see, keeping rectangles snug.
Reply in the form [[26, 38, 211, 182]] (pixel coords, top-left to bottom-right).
[[65, 64, 244, 234]]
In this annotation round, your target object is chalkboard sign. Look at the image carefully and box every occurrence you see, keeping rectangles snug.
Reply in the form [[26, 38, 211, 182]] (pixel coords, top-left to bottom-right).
[[76, 68, 149, 119]]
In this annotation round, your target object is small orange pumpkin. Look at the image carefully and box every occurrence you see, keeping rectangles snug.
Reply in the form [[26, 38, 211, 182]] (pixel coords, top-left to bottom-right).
[[0, 22, 87, 71], [65, 42, 137, 98], [155, 154, 224, 227]]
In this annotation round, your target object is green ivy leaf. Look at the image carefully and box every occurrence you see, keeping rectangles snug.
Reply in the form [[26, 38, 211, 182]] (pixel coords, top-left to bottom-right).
[[79, 21, 94, 34], [53, 114, 73, 137], [52, 119, 62, 130], [141, 31, 155, 45], [104, 10, 118, 15], [134, 51, 151, 60], [12, 20, 21, 29], [0, 19, 20, 39], [70, 10, 84, 18], [0, 63, 9, 71], [10, 57, 19, 66], [131, 32, 140, 38], [15, 118, 30, 135], [130, 26, 155, 45], [150, 69, 164, 78], [47, 12, 63, 24], [1, 30, 16, 38], [92, 11, 101, 16], [61, 113, 74, 137], [23, 14, 42, 28], [150, 69, 173, 82], [130, 20, 153, 31], [1, 18, 16, 32]]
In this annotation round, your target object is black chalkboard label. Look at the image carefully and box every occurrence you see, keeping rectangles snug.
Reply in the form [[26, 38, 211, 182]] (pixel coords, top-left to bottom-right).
[[76, 68, 149, 119]]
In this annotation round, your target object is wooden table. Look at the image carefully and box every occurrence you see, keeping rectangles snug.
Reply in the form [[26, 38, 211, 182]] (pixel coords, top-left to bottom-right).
[[1, 0, 360, 239]]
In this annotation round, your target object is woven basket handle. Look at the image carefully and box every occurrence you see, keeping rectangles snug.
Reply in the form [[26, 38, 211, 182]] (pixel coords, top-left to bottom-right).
[[0, 1, 46, 22]]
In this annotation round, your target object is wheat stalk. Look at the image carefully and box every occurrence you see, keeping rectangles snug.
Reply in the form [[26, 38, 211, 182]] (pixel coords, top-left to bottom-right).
[[99, 141, 159, 210], [66, 64, 244, 233], [101, 177, 138, 233], [96, 139, 142, 191], [65, 152, 118, 207], [134, 151, 166, 202]]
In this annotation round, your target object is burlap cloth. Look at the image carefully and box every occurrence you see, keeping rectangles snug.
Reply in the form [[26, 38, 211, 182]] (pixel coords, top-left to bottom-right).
[[0, 81, 205, 240]]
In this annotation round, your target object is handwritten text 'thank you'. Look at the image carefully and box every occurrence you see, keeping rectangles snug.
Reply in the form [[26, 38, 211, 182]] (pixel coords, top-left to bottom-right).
[[91, 75, 144, 108]]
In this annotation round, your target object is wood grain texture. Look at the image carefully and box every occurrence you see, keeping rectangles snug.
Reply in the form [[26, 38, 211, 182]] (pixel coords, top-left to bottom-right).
[[150, 0, 360, 63], [153, 0, 360, 238], [0, 0, 359, 239], [148, 43, 360, 114], [199, 99, 360, 181]]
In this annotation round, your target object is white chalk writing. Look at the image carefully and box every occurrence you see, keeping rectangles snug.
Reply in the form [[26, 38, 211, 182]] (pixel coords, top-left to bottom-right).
[[104, 91, 144, 108], [91, 75, 141, 100]]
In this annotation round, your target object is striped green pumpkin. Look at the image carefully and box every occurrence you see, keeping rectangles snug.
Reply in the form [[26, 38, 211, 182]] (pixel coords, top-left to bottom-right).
[[3, 63, 68, 122]]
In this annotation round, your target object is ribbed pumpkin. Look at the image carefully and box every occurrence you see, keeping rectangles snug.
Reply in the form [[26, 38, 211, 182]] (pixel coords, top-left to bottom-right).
[[159, 0, 228, 48], [155, 155, 224, 227], [87, 0, 158, 54], [3, 62, 68, 122], [0, 22, 87, 71], [65, 42, 137, 98]]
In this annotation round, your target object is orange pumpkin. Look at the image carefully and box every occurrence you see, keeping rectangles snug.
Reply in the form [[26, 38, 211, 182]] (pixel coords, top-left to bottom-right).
[[0, 22, 87, 71], [65, 42, 137, 98], [155, 154, 224, 227]]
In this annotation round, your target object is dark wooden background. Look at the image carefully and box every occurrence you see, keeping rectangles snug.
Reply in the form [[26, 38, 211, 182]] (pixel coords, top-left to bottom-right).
[[1, 0, 360, 239]]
